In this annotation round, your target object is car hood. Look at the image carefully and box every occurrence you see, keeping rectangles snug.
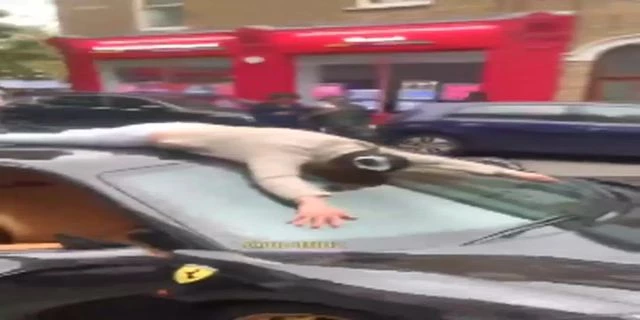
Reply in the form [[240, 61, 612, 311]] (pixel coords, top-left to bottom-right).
[[177, 228, 640, 317]]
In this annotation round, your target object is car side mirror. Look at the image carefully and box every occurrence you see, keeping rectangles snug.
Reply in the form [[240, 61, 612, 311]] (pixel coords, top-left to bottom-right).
[[127, 229, 180, 250]]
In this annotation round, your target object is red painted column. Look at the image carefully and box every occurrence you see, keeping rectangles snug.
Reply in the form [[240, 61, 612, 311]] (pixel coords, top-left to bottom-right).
[[232, 27, 295, 101], [48, 38, 101, 92], [482, 12, 575, 101], [63, 53, 101, 92]]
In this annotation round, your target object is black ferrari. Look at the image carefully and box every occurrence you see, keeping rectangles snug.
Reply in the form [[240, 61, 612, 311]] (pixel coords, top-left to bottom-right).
[[0, 146, 640, 320]]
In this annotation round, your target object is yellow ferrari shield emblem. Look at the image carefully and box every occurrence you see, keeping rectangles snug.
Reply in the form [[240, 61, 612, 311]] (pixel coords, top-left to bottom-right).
[[173, 264, 217, 284]]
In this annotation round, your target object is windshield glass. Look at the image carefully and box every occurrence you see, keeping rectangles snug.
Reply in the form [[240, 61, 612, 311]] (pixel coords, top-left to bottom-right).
[[101, 162, 615, 250]]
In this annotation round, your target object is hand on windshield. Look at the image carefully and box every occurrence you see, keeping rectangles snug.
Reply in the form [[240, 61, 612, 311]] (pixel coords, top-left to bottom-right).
[[292, 196, 356, 228], [506, 171, 558, 183]]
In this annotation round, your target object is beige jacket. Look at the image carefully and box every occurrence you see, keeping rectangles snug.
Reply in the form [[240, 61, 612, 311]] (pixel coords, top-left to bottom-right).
[[151, 124, 525, 202]]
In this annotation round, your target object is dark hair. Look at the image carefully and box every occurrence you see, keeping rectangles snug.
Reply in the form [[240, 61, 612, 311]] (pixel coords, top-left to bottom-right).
[[466, 91, 488, 102], [327, 150, 410, 173], [269, 92, 300, 100], [0, 228, 12, 244]]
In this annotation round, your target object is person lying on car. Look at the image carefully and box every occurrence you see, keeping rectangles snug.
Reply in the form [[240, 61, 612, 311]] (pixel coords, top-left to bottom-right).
[[0, 123, 557, 229]]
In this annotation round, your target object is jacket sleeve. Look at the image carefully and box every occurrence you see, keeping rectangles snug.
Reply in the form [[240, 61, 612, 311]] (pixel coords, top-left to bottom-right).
[[378, 147, 525, 176], [246, 153, 331, 202]]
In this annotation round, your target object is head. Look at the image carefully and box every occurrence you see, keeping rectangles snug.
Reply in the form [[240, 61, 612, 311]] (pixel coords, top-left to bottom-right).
[[312, 149, 410, 185], [269, 92, 300, 107], [0, 228, 12, 244], [316, 95, 347, 109], [466, 91, 488, 102], [322, 95, 346, 104], [326, 149, 410, 173]]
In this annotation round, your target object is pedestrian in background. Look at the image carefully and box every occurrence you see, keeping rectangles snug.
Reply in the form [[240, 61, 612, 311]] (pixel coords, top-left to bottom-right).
[[306, 95, 378, 142], [251, 92, 307, 128], [465, 91, 488, 102]]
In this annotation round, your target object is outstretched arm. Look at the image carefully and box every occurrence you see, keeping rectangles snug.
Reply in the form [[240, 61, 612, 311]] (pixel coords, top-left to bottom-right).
[[246, 154, 355, 228], [246, 154, 330, 202], [378, 147, 556, 181]]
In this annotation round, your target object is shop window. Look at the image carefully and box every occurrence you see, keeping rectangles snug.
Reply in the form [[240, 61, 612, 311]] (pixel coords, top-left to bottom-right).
[[139, 0, 184, 30], [296, 52, 485, 110], [354, 0, 433, 9], [320, 65, 377, 90], [103, 61, 233, 95], [317, 63, 482, 94], [589, 45, 640, 102]]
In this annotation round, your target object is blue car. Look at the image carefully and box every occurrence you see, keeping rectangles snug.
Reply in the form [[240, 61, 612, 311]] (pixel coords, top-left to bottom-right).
[[380, 102, 640, 158]]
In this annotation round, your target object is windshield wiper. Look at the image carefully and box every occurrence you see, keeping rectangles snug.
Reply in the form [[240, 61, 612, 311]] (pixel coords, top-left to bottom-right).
[[582, 178, 639, 215], [461, 214, 583, 246]]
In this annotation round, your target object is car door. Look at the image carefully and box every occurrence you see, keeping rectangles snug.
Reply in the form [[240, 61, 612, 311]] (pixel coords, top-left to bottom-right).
[[443, 104, 586, 154], [570, 104, 640, 157], [0, 102, 51, 132], [35, 95, 112, 130], [104, 96, 179, 125], [0, 246, 174, 320]]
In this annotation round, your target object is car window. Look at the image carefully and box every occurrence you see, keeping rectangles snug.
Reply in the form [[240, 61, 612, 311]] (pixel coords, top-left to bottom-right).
[[107, 96, 167, 111], [149, 96, 219, 110], [447, 105, 571, 120], [43, 95, 107, 107], [102, 162, 611, 251], [574, 105, 640, 123]]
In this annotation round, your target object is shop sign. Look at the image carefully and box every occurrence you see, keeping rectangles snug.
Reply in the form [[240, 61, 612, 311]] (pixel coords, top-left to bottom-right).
[[243, 56, 265, 64], [327, 35, 431, 48], [344, 36, 407, 43], [93, 43, 222, 53]]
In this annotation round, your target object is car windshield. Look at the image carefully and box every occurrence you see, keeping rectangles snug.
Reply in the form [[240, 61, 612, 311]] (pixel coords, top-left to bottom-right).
[[101, 161, 619, 251]]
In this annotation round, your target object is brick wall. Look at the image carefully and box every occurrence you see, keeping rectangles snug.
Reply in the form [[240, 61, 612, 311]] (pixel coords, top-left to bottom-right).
[[54, 0, 138, 37], [185, 0, 503, 30]]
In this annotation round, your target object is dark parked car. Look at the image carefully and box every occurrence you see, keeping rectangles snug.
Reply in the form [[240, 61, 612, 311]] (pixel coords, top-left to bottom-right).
[[0, 93, 255, 132], [0, 146, 640, 320], [380, 102, 640, 158]]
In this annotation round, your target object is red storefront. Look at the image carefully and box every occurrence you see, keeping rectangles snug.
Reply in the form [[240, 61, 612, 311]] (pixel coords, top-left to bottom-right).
[[50, 11, 575, 104]]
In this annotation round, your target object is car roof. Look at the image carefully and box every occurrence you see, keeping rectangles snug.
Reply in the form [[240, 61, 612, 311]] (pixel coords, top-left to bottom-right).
[[0, 146, 192, 176], [34, 92, 223, 100], [439, 101, 640, 109], [12, 92, 253, 115], [411, 102, 640, 116]]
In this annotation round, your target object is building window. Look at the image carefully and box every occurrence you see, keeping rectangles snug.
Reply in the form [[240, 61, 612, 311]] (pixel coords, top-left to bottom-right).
[[354, 0, 433, 9], [589, 45, 640, 102], [140, 0, 184, 30]]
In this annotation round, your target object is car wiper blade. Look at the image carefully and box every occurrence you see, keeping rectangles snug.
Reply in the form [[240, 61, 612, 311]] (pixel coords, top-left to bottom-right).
[[461, 214, 582, 246], [581, 178, 639, 214]]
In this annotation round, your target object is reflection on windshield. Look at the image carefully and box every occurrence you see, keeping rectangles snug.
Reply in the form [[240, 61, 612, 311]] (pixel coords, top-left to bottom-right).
[[102, 163, 611, 249]]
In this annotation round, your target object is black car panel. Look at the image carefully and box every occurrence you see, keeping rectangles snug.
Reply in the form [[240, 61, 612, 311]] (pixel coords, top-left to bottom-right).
[[0, 93, 256, 132], [0, 147, 638, 320]]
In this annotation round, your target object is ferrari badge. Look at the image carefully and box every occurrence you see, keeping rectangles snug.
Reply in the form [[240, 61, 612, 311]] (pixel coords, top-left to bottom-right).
[[173, 264, 218, 284]]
